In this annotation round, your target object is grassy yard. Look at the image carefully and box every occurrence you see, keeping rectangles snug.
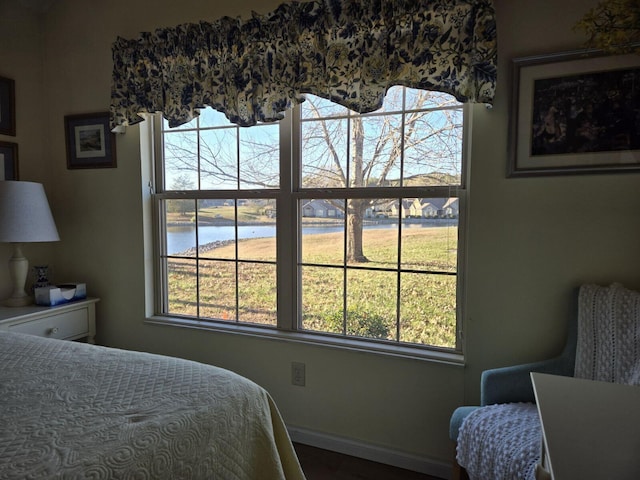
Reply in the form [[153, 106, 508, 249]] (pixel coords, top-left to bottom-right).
[[167, 226, 458, 348]]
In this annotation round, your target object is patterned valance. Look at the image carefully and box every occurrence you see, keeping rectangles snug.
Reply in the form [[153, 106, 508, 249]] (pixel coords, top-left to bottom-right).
[[110, 0, 497, 129]]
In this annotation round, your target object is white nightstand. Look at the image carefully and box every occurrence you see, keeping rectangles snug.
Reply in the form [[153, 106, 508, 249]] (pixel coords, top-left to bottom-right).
[[0, 298, 99, 343]]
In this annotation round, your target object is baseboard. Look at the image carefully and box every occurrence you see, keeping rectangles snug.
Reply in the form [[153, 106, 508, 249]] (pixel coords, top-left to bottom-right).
[[288, 426, 451, 479]]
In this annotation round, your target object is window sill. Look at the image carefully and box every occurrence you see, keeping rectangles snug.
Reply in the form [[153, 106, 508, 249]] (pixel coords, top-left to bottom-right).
[[145, 315, 465, 366]]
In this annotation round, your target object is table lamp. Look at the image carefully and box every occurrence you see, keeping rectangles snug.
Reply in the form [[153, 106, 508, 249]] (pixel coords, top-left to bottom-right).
[[0, 181, 60, 307]]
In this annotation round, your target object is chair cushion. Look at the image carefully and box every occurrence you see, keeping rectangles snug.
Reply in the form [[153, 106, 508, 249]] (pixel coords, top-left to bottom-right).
[[456, 403, 540, 480], [575, 283, 640, 385]]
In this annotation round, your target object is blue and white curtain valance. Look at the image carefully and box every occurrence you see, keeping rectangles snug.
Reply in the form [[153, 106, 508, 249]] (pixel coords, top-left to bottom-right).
[[110, 0, 497, 129]]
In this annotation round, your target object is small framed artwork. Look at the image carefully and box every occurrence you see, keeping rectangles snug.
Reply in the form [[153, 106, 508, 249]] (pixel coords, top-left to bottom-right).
[[0, 141, 19, 180], [508, 50, 640, 177], [64, 112, 117, 169], [0, 76, 16, 136]]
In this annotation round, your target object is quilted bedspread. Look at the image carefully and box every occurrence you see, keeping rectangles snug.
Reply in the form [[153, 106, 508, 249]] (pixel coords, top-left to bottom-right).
[[0, 332, 306, 480]]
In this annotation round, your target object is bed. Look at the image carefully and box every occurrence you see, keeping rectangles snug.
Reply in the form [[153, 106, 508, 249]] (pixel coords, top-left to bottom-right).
[[0, 331, 306, 480]]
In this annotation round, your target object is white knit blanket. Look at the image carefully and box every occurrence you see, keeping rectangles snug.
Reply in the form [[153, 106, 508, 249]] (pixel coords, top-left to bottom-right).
[[575, 283, 640, 385], [457, 283, 640, 480], [456, 403, 540, 480]]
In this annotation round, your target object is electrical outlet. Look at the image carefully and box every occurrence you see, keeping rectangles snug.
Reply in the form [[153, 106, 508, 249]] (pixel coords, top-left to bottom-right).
[[291, 362, 306, 387]]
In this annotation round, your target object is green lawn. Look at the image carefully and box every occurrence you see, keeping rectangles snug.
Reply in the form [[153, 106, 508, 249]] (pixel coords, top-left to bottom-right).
[[166, 227, 458, 348]]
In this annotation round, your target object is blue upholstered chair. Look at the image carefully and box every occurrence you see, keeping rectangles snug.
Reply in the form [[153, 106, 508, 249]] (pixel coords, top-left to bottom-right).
[[450, 282, 640, 480], [449, 295, 578, 480]]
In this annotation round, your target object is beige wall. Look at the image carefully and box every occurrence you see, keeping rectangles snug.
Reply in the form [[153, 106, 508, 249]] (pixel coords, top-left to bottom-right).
[[0, 1, 55, 298], [2, 0, 639, 474]]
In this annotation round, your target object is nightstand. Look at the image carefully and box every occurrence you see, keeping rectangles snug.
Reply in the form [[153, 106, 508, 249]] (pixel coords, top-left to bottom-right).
[[0, 298, 99, 343]]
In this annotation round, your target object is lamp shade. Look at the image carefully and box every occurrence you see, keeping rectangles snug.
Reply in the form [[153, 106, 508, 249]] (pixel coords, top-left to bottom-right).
[[0, 181, 60, 243]]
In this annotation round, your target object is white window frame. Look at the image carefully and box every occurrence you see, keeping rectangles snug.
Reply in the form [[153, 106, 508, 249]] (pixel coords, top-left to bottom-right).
[[146, 101, 469, 364]]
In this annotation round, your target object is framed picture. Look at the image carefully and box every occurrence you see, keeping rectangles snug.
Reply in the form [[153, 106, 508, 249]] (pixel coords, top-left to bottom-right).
[[0, 141, 19, 180], [508, 50, 640, 177], [0, 76, 16, 136], [65, 112, 117, 169]]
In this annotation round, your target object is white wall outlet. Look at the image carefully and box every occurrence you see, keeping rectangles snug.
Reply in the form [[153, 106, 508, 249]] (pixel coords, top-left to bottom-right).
[[291, 361, 306, 387]]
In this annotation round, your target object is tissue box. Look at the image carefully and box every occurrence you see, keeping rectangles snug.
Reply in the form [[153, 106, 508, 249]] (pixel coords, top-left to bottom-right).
[[35, 283, 87, 306]]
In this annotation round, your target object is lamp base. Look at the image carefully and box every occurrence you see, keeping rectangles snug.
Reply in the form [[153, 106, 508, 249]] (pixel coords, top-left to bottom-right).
[[4, 295, 33, 307], [4, 243, 32, 308]]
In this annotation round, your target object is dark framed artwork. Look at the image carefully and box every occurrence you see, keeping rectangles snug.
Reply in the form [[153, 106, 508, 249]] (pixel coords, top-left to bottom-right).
[[0, 76, 16, 136], [65, 112, 117, 169], [508, 50, 640, 177], [0, 141, 19, 180]]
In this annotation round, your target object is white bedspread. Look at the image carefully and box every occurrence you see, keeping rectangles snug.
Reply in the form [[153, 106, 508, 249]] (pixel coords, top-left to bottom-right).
[[0, 332, 305, 480]]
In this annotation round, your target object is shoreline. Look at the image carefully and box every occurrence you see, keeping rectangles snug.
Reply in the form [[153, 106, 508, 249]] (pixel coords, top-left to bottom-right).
[[169, 218, 458, 256], [175, 239, 237, 256]]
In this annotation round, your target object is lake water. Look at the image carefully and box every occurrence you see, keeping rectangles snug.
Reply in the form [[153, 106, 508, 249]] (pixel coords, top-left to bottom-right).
[[167, 221, 454, 255]]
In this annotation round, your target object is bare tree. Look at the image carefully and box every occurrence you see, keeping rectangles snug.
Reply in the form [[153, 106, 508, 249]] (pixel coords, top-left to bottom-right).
[[164, 125, 279, 189], [167, 174, 195, 217], [301, 88, 462, 262], [164, 88, 462, 263]]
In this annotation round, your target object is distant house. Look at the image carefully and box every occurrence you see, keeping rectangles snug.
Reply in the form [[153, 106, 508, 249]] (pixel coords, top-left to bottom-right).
[[317, 197, 458, 220], [420, 197, 447, 212], [420, 202, 439, 218], [368, 200, 391, 218], [442, 198, 459, 218], [418, 197, 458, 218], [301, 200, 344, 218], [387, 199, 413, 218], [364, 204, 376, 218], [409, 198, 423, 217]]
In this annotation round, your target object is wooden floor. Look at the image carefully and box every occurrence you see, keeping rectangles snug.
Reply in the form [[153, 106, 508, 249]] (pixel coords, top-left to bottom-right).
[[293, 443, 442, 480]]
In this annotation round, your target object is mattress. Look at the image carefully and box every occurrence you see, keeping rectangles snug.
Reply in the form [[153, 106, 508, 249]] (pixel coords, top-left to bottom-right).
[[0, 331, 305, 480]]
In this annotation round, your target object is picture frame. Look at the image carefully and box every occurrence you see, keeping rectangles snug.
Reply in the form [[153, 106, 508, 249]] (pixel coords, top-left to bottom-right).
[[64, 112, 117, 169], [0, 141, 19, 180], [0, 76, 16, 136], [508, 50, 640, 177]]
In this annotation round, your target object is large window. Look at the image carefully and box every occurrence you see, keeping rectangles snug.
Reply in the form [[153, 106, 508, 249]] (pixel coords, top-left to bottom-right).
[[153, 87, 466, 354]]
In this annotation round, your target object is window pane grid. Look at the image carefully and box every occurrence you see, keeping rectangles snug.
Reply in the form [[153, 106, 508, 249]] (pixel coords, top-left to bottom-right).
[[298, 194, 458, 345], [157, 86, 464, 350], [160, 192, 279, 328]]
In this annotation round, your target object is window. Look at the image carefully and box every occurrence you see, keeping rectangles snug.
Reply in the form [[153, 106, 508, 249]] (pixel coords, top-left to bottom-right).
[[152, 87, 466, 355]]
